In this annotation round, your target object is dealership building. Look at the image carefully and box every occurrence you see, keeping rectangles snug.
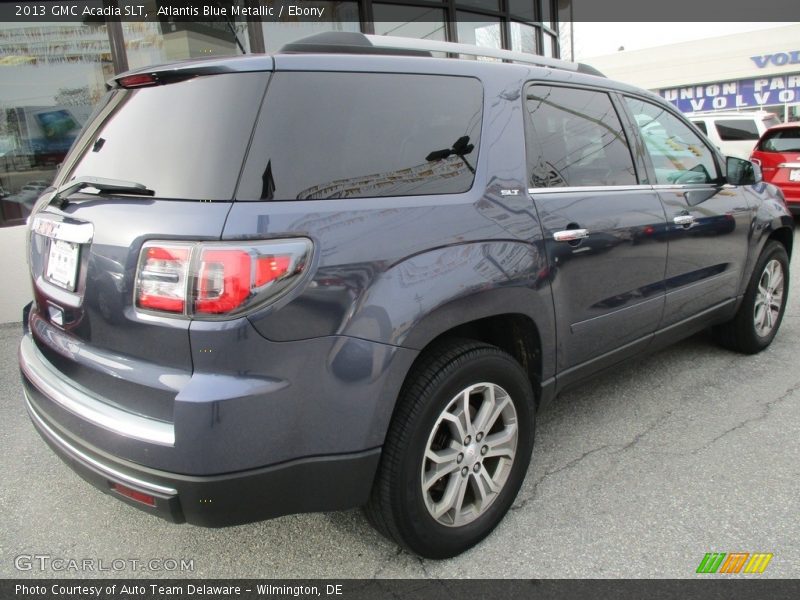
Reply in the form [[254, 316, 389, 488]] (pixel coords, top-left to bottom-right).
[[584, 23, 800, 123], [0, 0, 565, 322]]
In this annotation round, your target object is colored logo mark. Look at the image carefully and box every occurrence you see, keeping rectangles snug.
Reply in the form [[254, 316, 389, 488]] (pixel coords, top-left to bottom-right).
[[696, 552, 773, 574]]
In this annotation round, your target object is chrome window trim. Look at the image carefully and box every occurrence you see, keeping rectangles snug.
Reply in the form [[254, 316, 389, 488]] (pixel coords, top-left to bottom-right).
[[527, 185, 653, 194], [24, 391, 177, 497], [19, 334, 175, 447]]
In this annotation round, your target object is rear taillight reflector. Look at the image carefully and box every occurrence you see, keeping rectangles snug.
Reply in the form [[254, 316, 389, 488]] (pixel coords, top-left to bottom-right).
[[195, 249, 252, 314], [136, 245, 190, 313], [256, 255, 291, 287], [135, 239, 312, 319], [111, 483, 156, 506]]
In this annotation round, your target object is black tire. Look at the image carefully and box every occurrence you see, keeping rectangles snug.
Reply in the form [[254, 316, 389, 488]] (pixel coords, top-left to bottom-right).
[[714, 241, 790, 354], [365, 338, 535, 559]]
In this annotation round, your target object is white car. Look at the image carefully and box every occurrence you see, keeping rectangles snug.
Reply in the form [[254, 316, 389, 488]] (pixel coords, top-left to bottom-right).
[[688, 110, 780, 159]]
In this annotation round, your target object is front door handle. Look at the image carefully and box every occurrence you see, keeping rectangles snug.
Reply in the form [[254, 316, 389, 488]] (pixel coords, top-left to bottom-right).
[[553, 229, 589, 242], [673, 215, 695, 226]]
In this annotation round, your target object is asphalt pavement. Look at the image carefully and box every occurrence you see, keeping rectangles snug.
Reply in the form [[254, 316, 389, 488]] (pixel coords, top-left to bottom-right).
[[1, 231, 799, 579]]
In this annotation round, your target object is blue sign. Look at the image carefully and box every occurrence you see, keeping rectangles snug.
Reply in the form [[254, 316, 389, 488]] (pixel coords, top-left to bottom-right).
[[751, 51, 800, 68], [661, 74, 800, 113]]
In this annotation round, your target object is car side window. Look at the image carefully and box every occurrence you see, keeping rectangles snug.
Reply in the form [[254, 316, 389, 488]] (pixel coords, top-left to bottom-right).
[[692, 121, 708, 135], [715, 119, 759, 141], [625, 97, 719, 185], [524, 85, 636, 188]]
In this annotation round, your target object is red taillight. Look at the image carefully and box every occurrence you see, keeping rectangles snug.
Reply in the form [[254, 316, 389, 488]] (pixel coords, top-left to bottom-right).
[[136, 245, 190, 313], [195, 251, 295, 314], [118, 73, 158, 88], [111, 483, 156, 507], [255, 255, 291, 286], [195, 249, 252, 314], [135, 239, 311, 318]]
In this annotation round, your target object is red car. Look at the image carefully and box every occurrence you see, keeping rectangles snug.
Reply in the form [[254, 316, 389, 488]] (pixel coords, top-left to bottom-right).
[[751, 123, 800, 214]]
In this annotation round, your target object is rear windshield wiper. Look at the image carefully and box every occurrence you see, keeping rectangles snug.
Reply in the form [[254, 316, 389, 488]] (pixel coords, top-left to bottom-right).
[[50, 176, 155, 209]]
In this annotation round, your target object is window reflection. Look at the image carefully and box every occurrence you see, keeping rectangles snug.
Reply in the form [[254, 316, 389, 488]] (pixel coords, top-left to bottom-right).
[[510, 22, 537, 54], [625, 98, 718, 185], [237, 73, 483, 201], [122, 0, 249, 69], [373, 5, 447, 41], [261, 1, 360, 51], [0, 22, 112, 227], [526, 85, 637, 188], [457, 14, 502, 49]]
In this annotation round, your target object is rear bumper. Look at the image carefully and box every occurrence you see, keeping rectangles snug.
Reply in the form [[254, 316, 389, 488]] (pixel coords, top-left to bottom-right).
[[24, 387, 380, 526]]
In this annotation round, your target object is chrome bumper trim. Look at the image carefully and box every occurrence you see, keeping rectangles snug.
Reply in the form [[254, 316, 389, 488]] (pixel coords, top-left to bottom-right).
[[24, 390, 177, 497], [19, 334, 175, 446]]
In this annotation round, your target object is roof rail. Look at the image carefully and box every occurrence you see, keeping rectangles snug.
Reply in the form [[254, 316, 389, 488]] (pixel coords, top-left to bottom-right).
[[279, 32, 605, 77]]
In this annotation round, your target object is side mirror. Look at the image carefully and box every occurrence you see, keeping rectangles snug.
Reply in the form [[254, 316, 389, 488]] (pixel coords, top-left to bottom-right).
[[726, 156, 762, 185]]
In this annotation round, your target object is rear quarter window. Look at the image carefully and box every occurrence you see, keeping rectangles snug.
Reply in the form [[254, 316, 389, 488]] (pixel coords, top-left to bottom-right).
[[236, 72, 483, 200], [715, 119, 759, 141]]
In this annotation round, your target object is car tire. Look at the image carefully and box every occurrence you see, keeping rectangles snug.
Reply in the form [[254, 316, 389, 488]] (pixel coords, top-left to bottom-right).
[[714, 241, 790, 354], [364, 338, 535, 559]]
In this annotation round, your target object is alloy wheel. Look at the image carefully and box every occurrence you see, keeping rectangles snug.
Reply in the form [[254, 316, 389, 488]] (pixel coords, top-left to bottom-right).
[[754, 258, 785, 337], [420, 382, 518, 527]]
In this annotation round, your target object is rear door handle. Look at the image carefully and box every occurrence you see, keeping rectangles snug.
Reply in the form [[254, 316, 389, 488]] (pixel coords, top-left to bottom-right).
[[553, 229, 589, 242], [673, 215, 695, 226]]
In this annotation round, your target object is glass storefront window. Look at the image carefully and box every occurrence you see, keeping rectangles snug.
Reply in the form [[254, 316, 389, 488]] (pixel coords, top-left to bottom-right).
[[456, 0, 501, 11], [123, 0, 250, 70], [542, 32, 557, 57], [373, 4, 447, 41], [261, 1, 360, 51], [509, 0, 536, 20], [0, 22, 112, 227], [541, 0, 555, 29], [0, 1, 560, 229], [456, 13, 502, 49], [510, 22, 537, 54]]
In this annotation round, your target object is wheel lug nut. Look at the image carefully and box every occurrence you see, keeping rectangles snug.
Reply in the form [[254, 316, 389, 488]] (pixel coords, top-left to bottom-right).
[[461, 467, 469, 477], [473, 463, 481, 472], [457, 453, 464, 464], [464, 435, 471, 445], [476, 432, 483, 442], [481, 445, 488, 455]]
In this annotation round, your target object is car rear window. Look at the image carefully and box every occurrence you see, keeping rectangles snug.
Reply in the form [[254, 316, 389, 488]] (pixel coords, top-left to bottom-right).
[[65, 73, 268, 200], [714, 119, 759, 141], [236, 72, 483, 200], [758, 128, 800, 153]]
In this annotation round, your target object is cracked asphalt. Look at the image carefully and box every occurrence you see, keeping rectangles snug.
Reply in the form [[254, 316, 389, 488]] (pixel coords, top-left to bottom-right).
[[1, 229, 799, 579]]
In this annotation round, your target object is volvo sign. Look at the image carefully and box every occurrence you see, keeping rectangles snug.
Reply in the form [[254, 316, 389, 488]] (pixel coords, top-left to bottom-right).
[[661, 74, 800, 112], [751, 51, 800, 68]]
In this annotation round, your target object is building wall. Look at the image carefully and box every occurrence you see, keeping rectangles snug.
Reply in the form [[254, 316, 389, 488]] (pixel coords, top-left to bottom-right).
[[0, 225, 32, 322], [583, 24, 800, 91], [583, 24, 800, 121]]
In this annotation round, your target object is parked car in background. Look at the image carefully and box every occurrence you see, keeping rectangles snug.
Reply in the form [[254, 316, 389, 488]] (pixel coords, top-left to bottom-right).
[[751, 123, 800, 215], [18, 33, 794, 560], [689, 110, 780, 159]]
